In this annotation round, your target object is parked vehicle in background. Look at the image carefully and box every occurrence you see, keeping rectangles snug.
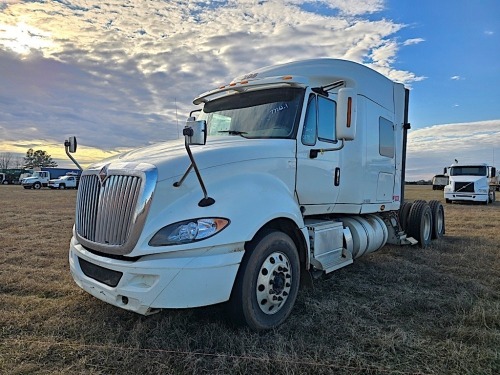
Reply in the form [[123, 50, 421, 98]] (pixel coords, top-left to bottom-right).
[[0, 168, 32, 185], [490, 170, 499, 192], [444, 164, 496, 204], [432, 174, 449, 190], [48, 173, 80, 189], [21, 171, 51, 189], [21, 167, 81, 189], [67, 58, 446, 331], [0, 173, 13, 185]]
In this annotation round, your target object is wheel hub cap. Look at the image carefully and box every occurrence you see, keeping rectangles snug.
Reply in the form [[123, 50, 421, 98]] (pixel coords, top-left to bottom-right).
[[256, 251, 292, 315]]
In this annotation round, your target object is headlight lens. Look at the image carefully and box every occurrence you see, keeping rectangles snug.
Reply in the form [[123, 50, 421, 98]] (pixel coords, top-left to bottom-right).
[[149, 218, 230, 246]]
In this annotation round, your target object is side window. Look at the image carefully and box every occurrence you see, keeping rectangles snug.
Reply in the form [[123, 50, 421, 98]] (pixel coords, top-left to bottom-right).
[[317, 96, 336, 143], [379, 117, 394, 158], [301, 95, 317, 145]]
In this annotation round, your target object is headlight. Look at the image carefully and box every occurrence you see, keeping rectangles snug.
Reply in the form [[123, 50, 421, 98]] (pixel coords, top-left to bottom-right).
[[149, 218, 230, 246]]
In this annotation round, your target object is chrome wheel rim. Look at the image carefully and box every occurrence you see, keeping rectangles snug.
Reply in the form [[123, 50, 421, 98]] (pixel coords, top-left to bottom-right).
[[256, 251, 292, 315]]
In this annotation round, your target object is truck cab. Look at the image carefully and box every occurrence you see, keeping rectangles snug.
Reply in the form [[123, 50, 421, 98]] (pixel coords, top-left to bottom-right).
[[21, 171, 50, 189], [444, 164, 496, 204]]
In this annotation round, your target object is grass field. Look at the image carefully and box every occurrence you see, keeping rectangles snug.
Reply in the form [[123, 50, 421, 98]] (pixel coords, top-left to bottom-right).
[[0, 185, 498, 374]]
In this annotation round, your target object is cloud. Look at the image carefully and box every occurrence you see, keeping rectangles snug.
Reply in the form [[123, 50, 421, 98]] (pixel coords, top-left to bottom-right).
[[450, 75, 463, 80], [406, 120, 500, 180], [0, 0, 428, 168], [484, 30, 494, 35], [403, 38, 425, 46]]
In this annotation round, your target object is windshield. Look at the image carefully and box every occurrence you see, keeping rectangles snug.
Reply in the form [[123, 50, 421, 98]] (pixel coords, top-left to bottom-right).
[[200, 87, 305, 139], [449, 166, 487, 176]]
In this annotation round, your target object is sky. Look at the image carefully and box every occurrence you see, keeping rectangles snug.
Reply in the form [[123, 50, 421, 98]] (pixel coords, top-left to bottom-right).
[[0, 0, 499, 180]]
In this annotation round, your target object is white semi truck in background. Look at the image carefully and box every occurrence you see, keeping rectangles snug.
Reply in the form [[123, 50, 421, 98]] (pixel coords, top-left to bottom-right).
[[67, 59, 445, 331], [444, 163, 496, 204]]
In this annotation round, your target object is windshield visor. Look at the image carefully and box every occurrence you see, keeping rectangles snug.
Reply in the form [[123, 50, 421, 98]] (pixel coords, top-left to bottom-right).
[[200, 87, 305, 139]]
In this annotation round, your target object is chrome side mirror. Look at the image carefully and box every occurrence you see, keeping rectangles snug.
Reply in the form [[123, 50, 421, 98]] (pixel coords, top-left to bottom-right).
[[184, 118, 207, 146]]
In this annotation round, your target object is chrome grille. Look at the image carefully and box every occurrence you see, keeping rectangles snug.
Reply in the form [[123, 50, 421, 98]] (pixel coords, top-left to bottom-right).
[[74, 164, 157, 255], [454, 182, 474, 193], [76, 175, 141, 246]]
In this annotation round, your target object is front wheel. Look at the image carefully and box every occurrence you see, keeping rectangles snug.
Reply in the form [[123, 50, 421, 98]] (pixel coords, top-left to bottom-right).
[[33, 182, 41, 190], [228, 230, 300, 331]]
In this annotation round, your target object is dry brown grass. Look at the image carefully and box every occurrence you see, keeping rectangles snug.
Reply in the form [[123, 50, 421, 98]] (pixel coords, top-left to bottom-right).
[[0, 185, 498, 374]]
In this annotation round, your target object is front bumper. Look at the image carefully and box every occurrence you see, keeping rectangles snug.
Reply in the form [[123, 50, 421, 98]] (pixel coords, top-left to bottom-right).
[[69, 237, 245, 315], [444, 192, 487, 202]]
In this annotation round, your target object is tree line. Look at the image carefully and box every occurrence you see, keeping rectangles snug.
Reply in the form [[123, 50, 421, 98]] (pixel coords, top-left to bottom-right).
[[0, 149, 57, 169]]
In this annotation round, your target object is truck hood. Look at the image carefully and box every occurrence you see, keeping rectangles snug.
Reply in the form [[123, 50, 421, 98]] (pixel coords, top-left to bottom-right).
[[450, 176, 486, 183], [88, 137, 297, 182]]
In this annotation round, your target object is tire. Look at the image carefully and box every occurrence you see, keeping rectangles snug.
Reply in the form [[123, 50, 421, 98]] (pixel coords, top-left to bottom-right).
[[413, 199, 427, 204], [428, 200, 445, 239], [445, 199, 451, 204], [33, 182, 42, 190], [2, 180, 8, 185], [228, 230, 300, 331], [406, 201, 433, 248], [399, 201, 413, 231], [488, 191, 495, 204], [59, 184, 65, 190]]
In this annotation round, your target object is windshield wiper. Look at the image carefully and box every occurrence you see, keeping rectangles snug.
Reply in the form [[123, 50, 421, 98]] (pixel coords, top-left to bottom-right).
[[218, 130, 248, 137]]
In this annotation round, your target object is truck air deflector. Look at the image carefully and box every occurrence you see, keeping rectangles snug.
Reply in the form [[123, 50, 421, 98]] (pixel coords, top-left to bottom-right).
[[193, 76, 308, 105]]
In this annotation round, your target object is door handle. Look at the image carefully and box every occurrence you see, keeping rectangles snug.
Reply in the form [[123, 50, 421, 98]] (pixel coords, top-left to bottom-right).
[[334, 167, 340, 186]]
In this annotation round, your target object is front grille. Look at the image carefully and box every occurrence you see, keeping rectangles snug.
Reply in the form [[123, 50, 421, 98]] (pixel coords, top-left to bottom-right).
[[76, 174, 141, 246], [454, 182, 474, 193], [78, 257, 123, 287], [74, 163, 157, 255]]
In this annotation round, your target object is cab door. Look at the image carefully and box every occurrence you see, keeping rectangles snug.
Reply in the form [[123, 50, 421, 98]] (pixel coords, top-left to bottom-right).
[[296, 93, 341, 207]]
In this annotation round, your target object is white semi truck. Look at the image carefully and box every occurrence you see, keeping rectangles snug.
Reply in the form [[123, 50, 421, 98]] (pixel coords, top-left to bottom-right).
[[67, 59, 445, 331], [443, 163, 496, 204]]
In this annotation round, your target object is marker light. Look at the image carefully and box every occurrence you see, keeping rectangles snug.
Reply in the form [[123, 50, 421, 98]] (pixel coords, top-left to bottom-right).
[[149, 218, 230, 246], [347, 97, 352, 128]]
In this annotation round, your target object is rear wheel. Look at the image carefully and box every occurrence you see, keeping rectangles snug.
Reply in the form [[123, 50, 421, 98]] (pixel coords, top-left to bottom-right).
[[488, 191, 495, 203], [407, 201, 433, 248], [398, 201, 413, 231], [428, 200, 445, 239], [228, 230, 300, 331]]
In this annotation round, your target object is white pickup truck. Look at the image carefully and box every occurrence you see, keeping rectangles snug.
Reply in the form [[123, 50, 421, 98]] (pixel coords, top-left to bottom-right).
[[48, 174, 79, 189]]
